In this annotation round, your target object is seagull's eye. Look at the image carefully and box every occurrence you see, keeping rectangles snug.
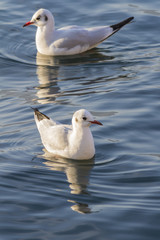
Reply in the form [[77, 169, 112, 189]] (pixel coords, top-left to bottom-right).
[[45, 15, 48, 21], [36, 16, 41, 21], [83, 117, 87, 121]]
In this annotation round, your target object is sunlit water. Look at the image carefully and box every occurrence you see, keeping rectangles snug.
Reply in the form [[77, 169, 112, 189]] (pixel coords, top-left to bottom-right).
[[0, 0, 160, 239]]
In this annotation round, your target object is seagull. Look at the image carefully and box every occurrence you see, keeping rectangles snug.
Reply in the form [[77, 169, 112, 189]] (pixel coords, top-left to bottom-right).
[[32, 108, 103, 160], [23, 8, 134, 56]]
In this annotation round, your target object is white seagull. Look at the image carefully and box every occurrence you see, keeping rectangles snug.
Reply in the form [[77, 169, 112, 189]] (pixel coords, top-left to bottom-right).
[[33, 108, 103, 160], [23, 8, 134, 56]]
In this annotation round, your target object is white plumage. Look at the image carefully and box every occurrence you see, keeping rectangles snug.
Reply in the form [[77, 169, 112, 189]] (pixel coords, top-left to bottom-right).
[[33, 108, 102, 160], [23, 8, 134, 56]]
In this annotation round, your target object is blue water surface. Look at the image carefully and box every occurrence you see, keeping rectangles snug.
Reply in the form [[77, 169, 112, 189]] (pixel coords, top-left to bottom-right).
[[0, 0, 160, 239]]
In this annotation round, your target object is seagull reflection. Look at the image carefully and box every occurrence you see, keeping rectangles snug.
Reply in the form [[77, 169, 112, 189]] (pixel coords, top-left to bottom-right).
[[36, 49, 114, 66], [68, 200, 92, 214], [35, 53, 60, 104], [38, 149, 94, 213], [35, 50, 114, 104]]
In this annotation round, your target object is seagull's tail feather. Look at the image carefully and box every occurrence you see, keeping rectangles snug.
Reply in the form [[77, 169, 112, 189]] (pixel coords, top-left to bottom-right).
[[110, 17, 134, 32], [31, 107, 50, 121]]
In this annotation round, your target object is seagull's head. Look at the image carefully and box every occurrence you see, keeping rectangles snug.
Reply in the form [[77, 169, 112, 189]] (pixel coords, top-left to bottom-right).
[[23, 8, 54, 28], [72, 109, 103, 128]]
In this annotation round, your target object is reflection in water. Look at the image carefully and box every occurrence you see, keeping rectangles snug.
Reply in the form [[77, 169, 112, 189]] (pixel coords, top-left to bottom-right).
[[35, 51, 114, 104], [68, 200, 92, 214], [36, 53, 60, 104], [39, 149, 94, 214], [36, 49, 114, 67]]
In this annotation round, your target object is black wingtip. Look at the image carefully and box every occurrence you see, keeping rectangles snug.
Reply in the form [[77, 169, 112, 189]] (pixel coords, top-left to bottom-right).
[[31, 107, 50, 121], [110, 16, 134, 31], [31, 107, 39, 112]]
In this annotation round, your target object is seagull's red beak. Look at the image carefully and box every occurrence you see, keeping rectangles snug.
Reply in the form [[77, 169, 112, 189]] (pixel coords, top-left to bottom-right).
[[23, 21, 34, 27], [89, 120, 103, 126]]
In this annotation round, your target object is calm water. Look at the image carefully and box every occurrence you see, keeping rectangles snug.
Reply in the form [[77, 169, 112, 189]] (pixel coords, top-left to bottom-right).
[[0, 0, 160, 239]]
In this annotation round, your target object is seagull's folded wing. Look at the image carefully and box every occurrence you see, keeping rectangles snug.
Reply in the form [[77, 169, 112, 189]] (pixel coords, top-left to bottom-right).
[[53, 26, 113, 51], [37, 118, 71, 151]]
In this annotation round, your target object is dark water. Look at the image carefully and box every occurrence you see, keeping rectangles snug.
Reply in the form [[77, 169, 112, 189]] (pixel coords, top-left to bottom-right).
[[0, 0, 160, 239]]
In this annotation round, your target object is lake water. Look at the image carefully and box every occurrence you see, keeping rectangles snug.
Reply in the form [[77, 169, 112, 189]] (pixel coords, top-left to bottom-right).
[[0, 0, 160, 239]]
